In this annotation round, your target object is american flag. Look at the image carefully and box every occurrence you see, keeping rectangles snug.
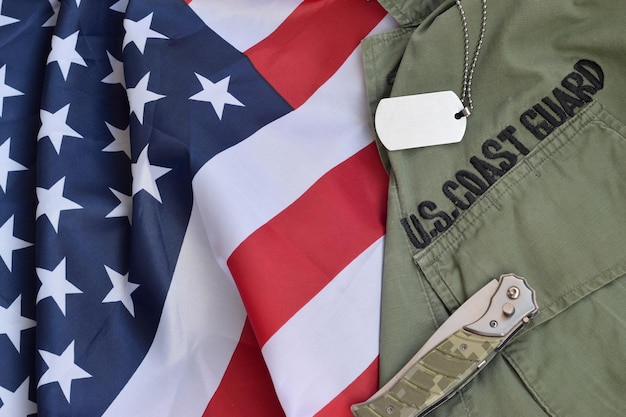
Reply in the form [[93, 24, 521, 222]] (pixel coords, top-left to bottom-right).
[[0, 0, 394, 415]]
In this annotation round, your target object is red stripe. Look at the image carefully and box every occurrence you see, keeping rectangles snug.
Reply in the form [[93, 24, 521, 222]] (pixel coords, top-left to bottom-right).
[[245, 0, 387, 108], [314, 358, 379, 417], [203, 319, 286, 417], [227, 143, 388, 346]]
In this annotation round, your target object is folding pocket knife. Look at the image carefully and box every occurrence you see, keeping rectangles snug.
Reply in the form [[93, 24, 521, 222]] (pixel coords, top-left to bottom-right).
[[351, 273, 539, 417]]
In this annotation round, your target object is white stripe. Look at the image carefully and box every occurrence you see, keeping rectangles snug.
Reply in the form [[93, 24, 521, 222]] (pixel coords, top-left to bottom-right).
[[103, 203, 247, 417], [106, 12, 396, 417], [262, 238, 383, 417], [194, 48, 374, 268], [188, 0, 303, 52], [193, 16, 396, 269]]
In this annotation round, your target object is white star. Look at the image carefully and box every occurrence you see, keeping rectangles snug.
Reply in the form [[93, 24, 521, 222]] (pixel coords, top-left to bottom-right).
[[110, 0, 129, 13], [47, 31, 87, 81], [101, 51, 125, 87], [0, 138, 28, 193], [102, 266, 140, 317], [131, 145, 171, 203], [0, 65, 24, 117], [189, 74, 244, 120], [36, 258, 82, 316], [0, 296, 36, 352], [36, 177, 83, 233], [38, 341, 92, 403], [0, 378, 37, 417], [127, 72, 165, 124], [123, 13, 168, 54], [38, 104, 83, 154], [0, 0, 19, 27], [102, 122, 130, 157], [43, 0, 60, 28], [105, 188, 132, 224], [0, 216, 32, 273]]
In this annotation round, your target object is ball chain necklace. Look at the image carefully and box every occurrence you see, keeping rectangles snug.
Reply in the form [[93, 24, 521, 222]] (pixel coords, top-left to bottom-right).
[[455, 0, 488, 119], [374, 0, 489, 150]]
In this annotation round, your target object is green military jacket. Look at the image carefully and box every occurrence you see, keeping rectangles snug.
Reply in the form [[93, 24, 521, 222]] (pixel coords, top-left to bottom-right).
[[362, 0, 626, 415]]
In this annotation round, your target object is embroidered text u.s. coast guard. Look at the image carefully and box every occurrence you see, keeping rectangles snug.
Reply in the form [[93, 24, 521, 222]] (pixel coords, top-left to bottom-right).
[[401, 59, 604, 249]]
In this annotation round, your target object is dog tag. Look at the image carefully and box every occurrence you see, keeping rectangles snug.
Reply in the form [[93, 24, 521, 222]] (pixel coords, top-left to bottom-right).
[[375, 91, 467, 151]]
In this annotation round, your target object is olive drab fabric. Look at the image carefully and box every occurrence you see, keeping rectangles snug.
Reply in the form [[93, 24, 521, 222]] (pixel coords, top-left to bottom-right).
[[362, 0, 626, 415]]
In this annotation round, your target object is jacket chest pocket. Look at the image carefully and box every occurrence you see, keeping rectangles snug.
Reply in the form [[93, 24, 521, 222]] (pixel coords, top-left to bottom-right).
[[414, 101, 626, 416]]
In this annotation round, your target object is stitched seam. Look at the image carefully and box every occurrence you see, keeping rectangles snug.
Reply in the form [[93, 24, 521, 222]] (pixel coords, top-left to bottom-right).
[[435, 252, 463, 308], [589, 120, 626, 144], [363, 26, 415, 106], [390, 172, 442, 329], [381, 0, 413, 27], [367, 27, 415, 48], [458, 390, 472, 417], [501, 351, 558, 417], [419, 102, 601, 264], [538, 258, 626, 323]]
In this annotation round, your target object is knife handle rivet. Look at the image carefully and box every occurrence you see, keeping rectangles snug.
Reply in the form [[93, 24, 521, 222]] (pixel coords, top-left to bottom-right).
[[489, 320, 498, 328], [507, 286, 520, 299], [502, 303, 516, 317]]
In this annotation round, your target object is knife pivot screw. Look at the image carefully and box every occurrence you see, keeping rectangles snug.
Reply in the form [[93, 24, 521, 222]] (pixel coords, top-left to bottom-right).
[[386, 405, 395, 414], [507, 286, 520, 299], [502, 303, 516, 317], [490, 320, 498, 328], [460, 343, 468, 351]]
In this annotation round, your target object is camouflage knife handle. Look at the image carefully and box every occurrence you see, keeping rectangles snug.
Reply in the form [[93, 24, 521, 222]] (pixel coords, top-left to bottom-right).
[[351, 274, 539, 417]]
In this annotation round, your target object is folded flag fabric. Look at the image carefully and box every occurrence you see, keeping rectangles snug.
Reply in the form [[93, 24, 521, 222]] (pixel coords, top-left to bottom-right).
[[0, 0, 393, 415]]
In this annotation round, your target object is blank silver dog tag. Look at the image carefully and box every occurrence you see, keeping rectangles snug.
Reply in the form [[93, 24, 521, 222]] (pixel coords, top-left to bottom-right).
[[375, 91, 467, 151]]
